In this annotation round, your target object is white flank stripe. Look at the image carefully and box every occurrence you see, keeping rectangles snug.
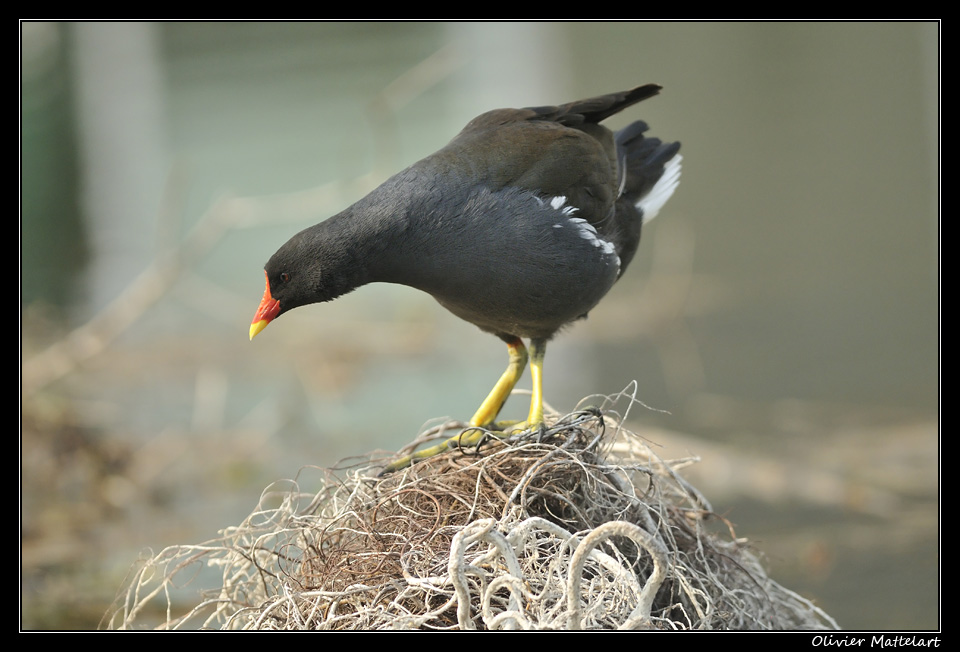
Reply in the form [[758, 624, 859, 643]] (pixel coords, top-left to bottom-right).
[[539, 194, 620, 270], [549, 195, 578, 215]]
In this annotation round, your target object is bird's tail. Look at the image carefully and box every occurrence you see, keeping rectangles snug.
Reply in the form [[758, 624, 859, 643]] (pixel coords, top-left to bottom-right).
[[615, 121, 682, 224]]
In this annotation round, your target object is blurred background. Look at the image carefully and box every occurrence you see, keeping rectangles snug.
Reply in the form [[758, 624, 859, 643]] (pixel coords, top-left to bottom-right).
[[21, 21, 938, 630]]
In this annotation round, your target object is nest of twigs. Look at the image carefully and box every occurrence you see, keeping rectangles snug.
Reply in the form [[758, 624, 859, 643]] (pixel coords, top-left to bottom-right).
[[104, 391, 838, 630]]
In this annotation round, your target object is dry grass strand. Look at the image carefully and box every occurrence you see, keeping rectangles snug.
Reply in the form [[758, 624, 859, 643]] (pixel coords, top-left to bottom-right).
[[104, 390, 838, 630]]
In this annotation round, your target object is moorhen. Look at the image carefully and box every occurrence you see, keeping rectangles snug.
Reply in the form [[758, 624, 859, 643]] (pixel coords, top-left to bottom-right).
[[250, 83, 681, 470]]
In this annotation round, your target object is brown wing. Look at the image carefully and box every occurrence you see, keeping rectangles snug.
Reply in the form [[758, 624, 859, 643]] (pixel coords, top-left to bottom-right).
[[435, 85, 662, 225]]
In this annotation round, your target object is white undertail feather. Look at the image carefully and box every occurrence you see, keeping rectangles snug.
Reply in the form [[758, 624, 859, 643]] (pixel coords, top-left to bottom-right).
[[637, 153, 683, 223]]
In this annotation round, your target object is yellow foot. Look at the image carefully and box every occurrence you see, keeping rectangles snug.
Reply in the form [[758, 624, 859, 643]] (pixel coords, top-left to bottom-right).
[[380, 419, 550, 475], [380, 427, 501, 474], [488, 419, 545, 434], [380, 337, 549, 475]]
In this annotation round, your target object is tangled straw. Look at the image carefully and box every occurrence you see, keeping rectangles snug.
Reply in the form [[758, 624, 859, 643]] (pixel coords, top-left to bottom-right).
[[104, 388, 839, 630]]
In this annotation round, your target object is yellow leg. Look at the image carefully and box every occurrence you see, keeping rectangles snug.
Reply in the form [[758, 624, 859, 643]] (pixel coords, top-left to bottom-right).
[[469, 337, 528, 427], [524, 338, 546, 428], [499, 338, 546, 433], [382, 337, 541, 473]]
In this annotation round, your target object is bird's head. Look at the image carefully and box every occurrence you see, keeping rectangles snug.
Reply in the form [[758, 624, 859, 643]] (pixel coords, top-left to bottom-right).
[[249, 225, 357, 340]]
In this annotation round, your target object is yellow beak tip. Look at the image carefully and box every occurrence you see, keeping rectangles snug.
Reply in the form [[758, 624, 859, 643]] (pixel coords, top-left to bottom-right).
[[249, 320, 269, 340]]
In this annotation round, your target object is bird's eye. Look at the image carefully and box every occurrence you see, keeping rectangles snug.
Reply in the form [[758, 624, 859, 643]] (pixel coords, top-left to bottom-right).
[[280, 273, 291, 283]]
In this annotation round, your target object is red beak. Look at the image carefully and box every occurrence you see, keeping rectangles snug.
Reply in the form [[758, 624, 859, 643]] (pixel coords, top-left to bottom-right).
[[250, 271, 281, 340]]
